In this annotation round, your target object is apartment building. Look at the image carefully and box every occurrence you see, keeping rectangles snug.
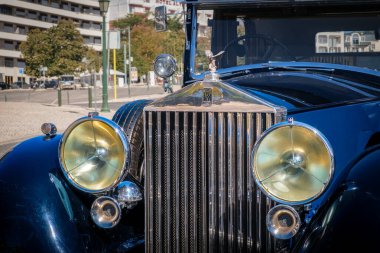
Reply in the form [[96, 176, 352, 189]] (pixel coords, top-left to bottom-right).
[[109, 0, 183, 21], [0, 0, 102, 84]]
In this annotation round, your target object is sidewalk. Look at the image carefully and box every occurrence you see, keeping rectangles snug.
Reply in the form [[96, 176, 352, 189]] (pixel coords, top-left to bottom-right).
[[0, 102, 114, 145]]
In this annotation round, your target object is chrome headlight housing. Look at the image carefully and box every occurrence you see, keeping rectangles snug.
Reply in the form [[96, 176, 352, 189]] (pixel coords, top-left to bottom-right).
[[252, 121, 334, 205], [59, 117, 130, 193], [153, 54, 176, 78]]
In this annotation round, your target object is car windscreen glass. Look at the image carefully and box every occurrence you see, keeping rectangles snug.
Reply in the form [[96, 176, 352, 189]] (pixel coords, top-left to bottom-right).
[[194, 6, 380, 74], [60, 76, 74, 82], [228, 71, 380, 108]]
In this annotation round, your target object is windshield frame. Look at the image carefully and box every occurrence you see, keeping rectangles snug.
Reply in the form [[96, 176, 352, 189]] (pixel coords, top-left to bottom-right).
[[189, 3, 380, 81]]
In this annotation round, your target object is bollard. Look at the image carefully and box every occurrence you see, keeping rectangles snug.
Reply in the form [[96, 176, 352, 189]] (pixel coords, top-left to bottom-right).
[[66, 91, 70, 105], [88, 87, 93, 108], [4, 93, 7, 102], [58, 89, 62, 106]]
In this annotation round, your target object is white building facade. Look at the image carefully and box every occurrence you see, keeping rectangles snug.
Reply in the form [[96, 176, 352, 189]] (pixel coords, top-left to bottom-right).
[[0, 0, 102, 84], [109, 0, 183, 21]]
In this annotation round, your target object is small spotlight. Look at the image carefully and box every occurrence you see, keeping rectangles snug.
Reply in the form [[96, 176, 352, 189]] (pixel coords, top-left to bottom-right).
[[91, 196, 121, 229], [115, 181, 143, 209], [266, 205, 301, 240], [41, 123, 57, 136]]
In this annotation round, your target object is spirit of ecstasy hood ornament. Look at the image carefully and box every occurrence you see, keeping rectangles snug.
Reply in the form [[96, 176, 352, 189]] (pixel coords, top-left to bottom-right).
[[205, 50, 224, 72]]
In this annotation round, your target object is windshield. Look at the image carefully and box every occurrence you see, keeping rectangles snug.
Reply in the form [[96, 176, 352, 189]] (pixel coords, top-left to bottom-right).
[[194, 6, 380, 74]]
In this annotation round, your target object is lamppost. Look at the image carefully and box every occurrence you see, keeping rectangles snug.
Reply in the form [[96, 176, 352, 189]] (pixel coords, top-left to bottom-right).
[[99, 0, 110, 112], [121, 29, 129, 97]]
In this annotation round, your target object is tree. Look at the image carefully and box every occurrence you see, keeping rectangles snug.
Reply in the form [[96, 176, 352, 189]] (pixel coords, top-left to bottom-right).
[[20, 20, 88, 77], [111, 14, 185, 78]]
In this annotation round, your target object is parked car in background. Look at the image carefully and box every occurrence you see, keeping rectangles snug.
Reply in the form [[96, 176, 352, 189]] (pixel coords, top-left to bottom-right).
[[45, 80, 58, 89], [0, 82, 9, 90], [2, 0, 380, 252], [10, 81, 29, 89], [59, 75, 76, 90]]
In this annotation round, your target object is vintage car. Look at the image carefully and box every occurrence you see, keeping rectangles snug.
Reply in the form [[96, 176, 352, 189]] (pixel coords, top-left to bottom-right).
[[2, 0, 380, 252]]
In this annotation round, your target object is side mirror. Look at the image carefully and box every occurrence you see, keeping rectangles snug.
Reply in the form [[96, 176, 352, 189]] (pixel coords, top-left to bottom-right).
[[155, 6, 167, 32]]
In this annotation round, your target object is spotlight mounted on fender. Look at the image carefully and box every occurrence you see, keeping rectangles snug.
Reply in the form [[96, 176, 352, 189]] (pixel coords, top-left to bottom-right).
[[266, 205, 301, 239], [153, 54, 176, 79], [91, 196, 121, 229]]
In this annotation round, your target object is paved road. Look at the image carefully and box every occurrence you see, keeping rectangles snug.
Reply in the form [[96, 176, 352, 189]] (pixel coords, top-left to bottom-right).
[[0, 85, 170, 111]]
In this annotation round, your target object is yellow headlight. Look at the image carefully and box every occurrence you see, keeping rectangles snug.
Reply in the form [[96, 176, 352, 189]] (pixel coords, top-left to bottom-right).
[[252, 122, 333, 204], [59, 117, 130, 193]]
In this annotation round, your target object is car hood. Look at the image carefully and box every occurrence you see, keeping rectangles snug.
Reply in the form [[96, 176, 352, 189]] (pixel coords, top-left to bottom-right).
[[221, 64, 380, 112]]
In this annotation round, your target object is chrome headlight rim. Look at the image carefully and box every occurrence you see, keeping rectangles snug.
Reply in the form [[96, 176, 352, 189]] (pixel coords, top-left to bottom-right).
[[153, 54, 177, 78], [58, 116, 131, 194], [251, 121, 334, 206]]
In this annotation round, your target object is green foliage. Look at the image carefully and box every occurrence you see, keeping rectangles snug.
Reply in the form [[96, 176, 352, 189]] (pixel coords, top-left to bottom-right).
[[20, 20, 88, 77], [110, 14, 185, 78]]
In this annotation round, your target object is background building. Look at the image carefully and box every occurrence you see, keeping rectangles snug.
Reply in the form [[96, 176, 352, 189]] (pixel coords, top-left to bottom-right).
[[0, 0, 102, 84], [109, 0, 183, 21]]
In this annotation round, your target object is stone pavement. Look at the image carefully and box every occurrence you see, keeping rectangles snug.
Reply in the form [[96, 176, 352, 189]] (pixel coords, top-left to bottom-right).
[[0, 92, 172, 146]]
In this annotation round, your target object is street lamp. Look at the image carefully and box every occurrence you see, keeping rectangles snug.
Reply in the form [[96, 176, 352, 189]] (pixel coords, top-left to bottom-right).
[[99, 0, 110, 112]]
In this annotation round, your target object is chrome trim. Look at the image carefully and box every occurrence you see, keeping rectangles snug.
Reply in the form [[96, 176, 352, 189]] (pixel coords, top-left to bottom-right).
[[251, 121, 335, 205], [218, 112, 226, 251], [227, 112, 236, 252], [157, 112, 163, 251], [58, 116, 131, 194], [266, 205, 301, 240], [166, 111, 171, 252], [208, 112, 216, 252], [91, 196, 121, 229]]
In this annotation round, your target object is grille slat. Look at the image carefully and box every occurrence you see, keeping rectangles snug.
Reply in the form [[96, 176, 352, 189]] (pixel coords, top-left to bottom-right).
[[175, 112, 180, 253], [145, 110, 279, 253], [237, 113, 245, 252], [166, 112, 172, 252], [192, 112, 198, 253], [208, 112, 217, 253], [218, 112, 226, 253], [201, 112, 208, 253], [227, 112, 236, 252], [183, 112, 189, 253]]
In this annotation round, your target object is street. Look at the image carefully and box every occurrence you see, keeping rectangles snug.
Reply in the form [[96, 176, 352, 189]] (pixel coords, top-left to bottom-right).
[[0, 85, 168, 111]]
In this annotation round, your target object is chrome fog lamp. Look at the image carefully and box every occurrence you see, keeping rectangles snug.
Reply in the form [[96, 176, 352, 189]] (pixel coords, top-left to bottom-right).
[[91, 196, 121, 228], [115, 181, 143, 209], [41, 123, 57, 136], [267, 205, 300, 239], [252, 121, 333, 205], [59, 116, 130, 193], [153, 54, 176, 78]]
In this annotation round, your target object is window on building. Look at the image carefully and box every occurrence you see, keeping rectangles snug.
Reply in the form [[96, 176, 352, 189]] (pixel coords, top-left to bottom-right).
[[0, 6, 12, 15], [94, 37, 101, 44], [39, 13, 48, 21], [92, 23, 101, 30], [352, 34, 360, 45], [50, 0, 60, 8], [50, 15, 59, 23], [4, 41, 14, 50], [17, 59, 26, 68], [5, 58, 14, 67], [3, 23, 13, 33], [318, 35, 327, 44], [15, 8, 26, 17], [82, 22, 91, 29], [16, 26, 26, 35]]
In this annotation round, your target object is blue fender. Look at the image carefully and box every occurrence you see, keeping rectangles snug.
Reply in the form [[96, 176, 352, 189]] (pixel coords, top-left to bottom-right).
[[0, 135, 144, 252], [292, 145, 380, 252]]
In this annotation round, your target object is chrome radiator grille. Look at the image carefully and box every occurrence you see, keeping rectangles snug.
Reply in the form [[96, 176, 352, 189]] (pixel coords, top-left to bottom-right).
[[145, 110, 278, 252]]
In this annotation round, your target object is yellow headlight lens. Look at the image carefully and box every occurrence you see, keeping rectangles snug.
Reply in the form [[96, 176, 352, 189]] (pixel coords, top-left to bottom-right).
[[253, 122, 333, 204], [60, 117, 129, 193]]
